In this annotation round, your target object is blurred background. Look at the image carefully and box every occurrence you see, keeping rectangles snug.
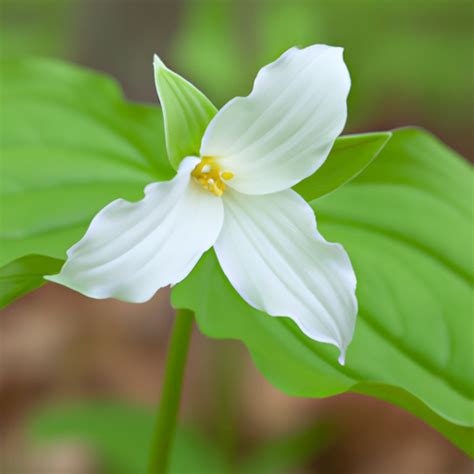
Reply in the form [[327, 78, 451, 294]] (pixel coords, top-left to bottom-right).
[[1, 0, 473, 472]]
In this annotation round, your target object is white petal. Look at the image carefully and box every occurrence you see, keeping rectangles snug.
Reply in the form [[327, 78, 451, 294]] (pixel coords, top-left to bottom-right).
[[201, 45, 350, 195], [214, 189, 357, 362], [46, 157, 224, 302]]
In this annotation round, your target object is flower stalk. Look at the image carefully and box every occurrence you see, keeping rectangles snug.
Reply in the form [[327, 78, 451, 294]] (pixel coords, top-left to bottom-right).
[[148, 309, 194, 474]]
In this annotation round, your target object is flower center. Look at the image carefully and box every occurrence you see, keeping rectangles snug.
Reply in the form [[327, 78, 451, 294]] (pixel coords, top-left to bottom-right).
[[191, 157, 234, 197]]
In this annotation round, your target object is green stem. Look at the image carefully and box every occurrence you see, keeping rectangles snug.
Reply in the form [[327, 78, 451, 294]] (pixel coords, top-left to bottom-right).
[[148, 309, 194, 474]]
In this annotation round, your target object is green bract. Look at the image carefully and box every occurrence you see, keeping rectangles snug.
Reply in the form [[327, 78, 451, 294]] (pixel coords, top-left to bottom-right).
[[154, 55, 217, 169], [293, 132, 391, 201], [1, 58, 472, 454]]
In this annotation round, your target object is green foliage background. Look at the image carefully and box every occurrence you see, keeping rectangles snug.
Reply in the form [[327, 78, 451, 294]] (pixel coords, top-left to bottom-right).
[[1, 0, 473, 466], [1, 0, 472, 156]]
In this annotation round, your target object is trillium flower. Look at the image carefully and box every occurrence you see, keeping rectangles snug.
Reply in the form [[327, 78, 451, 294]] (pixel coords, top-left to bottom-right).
[[46, 45, 357, 363]]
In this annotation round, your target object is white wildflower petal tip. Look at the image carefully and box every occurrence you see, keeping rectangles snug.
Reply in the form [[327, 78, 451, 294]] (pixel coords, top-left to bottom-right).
[[214, 189, 357, 363], [45, 157, 224, 302], [201, 45, 351, 195]]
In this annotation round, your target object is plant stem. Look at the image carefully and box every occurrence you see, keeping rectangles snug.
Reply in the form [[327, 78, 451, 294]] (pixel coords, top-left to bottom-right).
[[148, 309, 194, 474]]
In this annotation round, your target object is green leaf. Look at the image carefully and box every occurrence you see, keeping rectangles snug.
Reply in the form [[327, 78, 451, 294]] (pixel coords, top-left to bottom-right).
[[153, 55, 217, 169], [0, 58, 173, 306], [172, 128, 474, 455], [30, 402, 228, 474], [0, 255, 63, 308], [293, 132, 391, 201]]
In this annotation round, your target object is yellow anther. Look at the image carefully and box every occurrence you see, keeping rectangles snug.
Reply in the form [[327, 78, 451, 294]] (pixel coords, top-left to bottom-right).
[[191, 156, 233, 197], [221, 171, 234, 180]]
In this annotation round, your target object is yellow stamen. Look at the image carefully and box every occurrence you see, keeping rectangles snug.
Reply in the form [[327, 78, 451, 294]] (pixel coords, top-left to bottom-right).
[[191, 156, 233, 197], [221, 171, 234, 180]]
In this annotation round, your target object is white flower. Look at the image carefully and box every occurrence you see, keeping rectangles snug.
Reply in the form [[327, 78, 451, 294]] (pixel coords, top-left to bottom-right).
[[46, 45, 357, 363]]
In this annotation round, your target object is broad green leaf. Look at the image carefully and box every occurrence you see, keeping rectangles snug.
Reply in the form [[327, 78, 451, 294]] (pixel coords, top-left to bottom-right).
[[30, 402, 228, 474], [0, 255, 63, 308], [0, 58, 173, 306], [153, 55, 217, 169], [172, 128, 474, 455], [293, 132, 391, 201]]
